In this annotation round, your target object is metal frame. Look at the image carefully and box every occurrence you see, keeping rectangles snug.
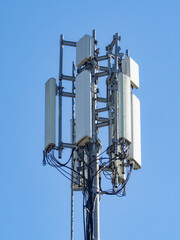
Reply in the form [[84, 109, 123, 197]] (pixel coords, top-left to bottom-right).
[[57, 31, 121, 240], [52, 30, 136, 240], [57, 32, 123, 158], [58, 35, 77, 160]]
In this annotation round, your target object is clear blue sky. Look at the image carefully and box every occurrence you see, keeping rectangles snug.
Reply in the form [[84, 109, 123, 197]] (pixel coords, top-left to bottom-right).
[[1, 0, 180, 239]]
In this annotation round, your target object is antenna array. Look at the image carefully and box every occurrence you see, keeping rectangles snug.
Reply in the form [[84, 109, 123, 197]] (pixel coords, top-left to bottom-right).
[[43, 30, 141, 240]]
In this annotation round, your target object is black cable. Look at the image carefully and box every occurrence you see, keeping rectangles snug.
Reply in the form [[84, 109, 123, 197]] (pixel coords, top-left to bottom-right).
[[45, 146, 133, 240], [47, 150, 132, 198], [77, 150, 93, 171], [88, 146, 111, 167], [101, 165, 132, 196], [47, 157, 74, 183], [103, 169, 111, 180], [46, 154, 84, 186], [51, 149, 74, 166], [48, 152, 88, 183], [92, 156, 116, 179]]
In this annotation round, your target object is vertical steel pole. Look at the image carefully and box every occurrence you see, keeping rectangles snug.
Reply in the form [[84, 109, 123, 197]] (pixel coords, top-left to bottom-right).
[[58, 34, 64, 158], [92, 29, 100, 240], [107, 45, 112, 156], [113, 33, 120, 186], [114, 33, 120, 157], [71, 62, 75, 240]]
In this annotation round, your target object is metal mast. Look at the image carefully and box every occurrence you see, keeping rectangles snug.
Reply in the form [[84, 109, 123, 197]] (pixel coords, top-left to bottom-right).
[[43, 30, 141, 240], [91, 29, 99, 240], [71, 62, 75, 240]]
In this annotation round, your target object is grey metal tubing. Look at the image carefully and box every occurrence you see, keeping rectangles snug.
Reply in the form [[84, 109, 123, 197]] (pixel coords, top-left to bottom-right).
[[62, 92, 75, 98], [97, 55, 108, 61], [95, 72, 108, 78], [92, 29, 100, 240], [71, 62, 75, 240], [111, 54, 115, 59], [71, 62, 75, 143], [62, 40, 76, 47], [62, 74, 75, 81], [58, 34, 64, 158], [95, 107, 108, 113], [109, 39, 115, 50], [96, 121, 109, 128], [114, 34, 119, 76], [114, 33, 120, 156], [107, 45, 112, 156], [99, 66, 109, 72], [62, 142, 76, 149], [97, 97, 107, 103], [113, 83, 118, 156], [98, 117, 109, 122]]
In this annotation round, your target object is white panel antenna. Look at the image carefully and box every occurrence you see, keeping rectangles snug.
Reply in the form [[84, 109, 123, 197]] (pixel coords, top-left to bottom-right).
[[122, 56, 139, 89], [117, 72, 131, 144], [76, 34, 94, 67], [128, 93, 141, 169], [45, 78, 56, 151], [76, 70, 92, 146]]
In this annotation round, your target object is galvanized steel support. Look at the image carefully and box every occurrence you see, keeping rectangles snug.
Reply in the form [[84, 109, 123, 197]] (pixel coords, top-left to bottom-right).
[[55, 31, 127, 240], [91, 29, 100, 240], [58, 34, 64, 159], [71, 62, 75, 240]]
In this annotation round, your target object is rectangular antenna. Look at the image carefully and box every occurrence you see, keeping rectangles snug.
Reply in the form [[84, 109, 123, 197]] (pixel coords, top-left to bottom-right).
[[76, 34, 94, 67], [45, 78, 56, 151], [117, 72, 132, 144], [128, 93, 141, 169], [76, 70, 92, 146], [121, 56, 139, 89]]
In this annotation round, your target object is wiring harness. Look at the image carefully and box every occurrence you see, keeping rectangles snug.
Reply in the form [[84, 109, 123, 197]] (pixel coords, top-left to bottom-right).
[[43, 145, 133, 240]]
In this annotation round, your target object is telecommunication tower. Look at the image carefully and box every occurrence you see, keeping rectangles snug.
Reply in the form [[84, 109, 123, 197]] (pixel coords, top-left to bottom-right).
[[43, 30, 141, 240]]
